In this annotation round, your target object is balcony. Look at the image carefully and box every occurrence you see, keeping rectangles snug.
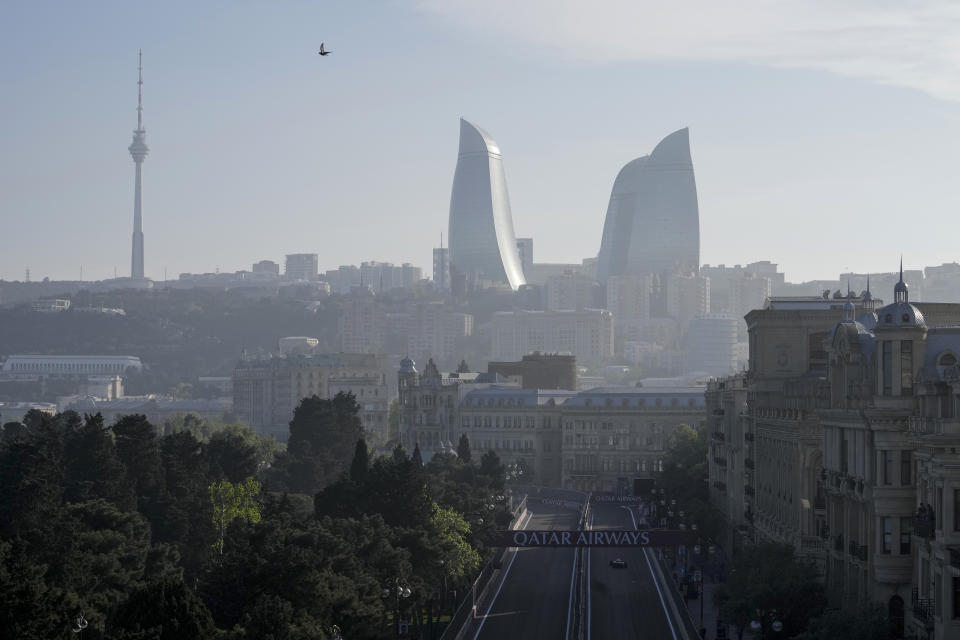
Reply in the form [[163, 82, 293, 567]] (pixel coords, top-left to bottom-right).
[[950, 548, 960, 571], [744, 432, 755, 442], [908, 416, 944, 435], [912, 588, 936, 626], [913, 518, 935, 540], [744, 458, 755, 470], [800, 535, 825, 554], [848, 541, 868, 562], [744, 485, 755, 497]]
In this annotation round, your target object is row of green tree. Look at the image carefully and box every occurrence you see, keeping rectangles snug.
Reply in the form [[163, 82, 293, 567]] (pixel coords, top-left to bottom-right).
[[0, 392, 510, 639]]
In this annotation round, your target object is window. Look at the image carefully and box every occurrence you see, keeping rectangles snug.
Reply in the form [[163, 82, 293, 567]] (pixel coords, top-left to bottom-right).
[[883, 342, 893, 395], [882, 451, 893, 485], [901, 341, 914, 395], [882, 517, 893, 554], [900, 517, 912, 555], [954, 488, 960, 532], [840, 436, 849, 474], [954, 578, 960, 619], [901, 451, 911, 486]]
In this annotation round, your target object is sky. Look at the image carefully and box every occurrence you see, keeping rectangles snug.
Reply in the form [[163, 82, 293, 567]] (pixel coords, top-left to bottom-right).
[[2, 0, 960, 284]]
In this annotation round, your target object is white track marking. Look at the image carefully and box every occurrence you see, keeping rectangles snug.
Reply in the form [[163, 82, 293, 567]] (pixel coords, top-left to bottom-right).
[[564, 542, 578, 639], [643, 547, 679, 640], [587, 513, 593, 640], [473, 510, 533, 640]]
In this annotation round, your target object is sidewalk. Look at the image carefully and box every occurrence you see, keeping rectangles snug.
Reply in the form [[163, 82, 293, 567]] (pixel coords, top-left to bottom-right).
[[672, 571, 753, 640]]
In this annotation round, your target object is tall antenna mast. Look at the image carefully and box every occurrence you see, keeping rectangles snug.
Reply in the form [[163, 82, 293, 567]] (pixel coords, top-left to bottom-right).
[[136, 49, 144, 132]]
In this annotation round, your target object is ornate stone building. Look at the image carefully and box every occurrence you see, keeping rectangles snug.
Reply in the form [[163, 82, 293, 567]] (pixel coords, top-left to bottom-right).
[[709, 274, 960, 639]]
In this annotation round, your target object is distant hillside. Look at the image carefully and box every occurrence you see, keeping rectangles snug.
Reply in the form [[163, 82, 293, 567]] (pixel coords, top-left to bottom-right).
[[0, 289, 340, 394]]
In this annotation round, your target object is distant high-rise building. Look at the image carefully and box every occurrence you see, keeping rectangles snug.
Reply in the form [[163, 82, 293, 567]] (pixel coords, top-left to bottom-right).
[[666, 271, 710, 331], [448, 118, 526, 290], [128, 50, 149, 280], [545, 271, 601, 311], [685, 314, 738, 376], [596, 128, 700, 282], [284, 254, 318, 281], [252, 260, 280, 276], [516, 238, 534, 275], [433, 247, 450, 291]]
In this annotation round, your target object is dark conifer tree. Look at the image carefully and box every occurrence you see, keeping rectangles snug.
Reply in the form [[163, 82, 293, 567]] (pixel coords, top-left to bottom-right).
[[457, 433, 472, 463], [349, 438, 369, 483], [411, 442, 423, 469]]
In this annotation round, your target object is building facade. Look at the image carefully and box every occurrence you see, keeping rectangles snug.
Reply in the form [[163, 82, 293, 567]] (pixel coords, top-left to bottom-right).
[[490, 308, 614, 363], [233, 352, 389, 441], [284, 254, 319, 281], [708, 276, 960, 639]]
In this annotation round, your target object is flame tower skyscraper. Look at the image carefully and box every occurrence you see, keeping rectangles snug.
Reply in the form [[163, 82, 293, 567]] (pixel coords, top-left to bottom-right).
[[128, 50, 149, 280]]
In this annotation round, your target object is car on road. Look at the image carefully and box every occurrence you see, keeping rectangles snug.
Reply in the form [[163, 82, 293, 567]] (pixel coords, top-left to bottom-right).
[[609, 558, 627, 569]]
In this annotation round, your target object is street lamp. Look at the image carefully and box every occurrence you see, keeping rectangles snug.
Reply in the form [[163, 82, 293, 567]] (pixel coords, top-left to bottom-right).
[[330, 624, 342, 640], [71, 612, 89, 638], [749, 614, 783, 639], [382, 578, 412, 639]]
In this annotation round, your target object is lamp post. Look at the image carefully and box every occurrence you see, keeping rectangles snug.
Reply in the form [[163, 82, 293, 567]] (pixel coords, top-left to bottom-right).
[[70, 612, 88, 638], [382, 578, 412, 639], [749, 614, 782, 639]]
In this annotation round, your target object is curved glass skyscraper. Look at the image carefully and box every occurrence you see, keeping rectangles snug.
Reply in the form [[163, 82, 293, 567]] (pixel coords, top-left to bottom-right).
[[596, 128, 700, 282], [448, 118, 526, 290]]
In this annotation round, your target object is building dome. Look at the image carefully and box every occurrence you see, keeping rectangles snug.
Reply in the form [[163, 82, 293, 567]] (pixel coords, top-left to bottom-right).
[[877, 302, 926, 329], [400, 356, 417, 373], [877, 263, 925, 329]]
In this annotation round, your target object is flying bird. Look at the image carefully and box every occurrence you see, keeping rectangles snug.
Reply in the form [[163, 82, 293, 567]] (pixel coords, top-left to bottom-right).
[[318, 42, 332, 56]]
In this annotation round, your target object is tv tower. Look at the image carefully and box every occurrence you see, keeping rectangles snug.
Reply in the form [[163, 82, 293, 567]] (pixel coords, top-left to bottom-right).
[[128, 49, 149, 280]]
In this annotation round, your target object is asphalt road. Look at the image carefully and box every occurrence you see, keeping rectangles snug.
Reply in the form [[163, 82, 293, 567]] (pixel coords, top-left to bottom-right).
[[473, 501, 580, 640], [588, 503, 682, 640]]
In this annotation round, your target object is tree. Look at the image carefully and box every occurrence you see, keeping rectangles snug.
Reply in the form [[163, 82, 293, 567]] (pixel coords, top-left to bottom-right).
[[112, 414, 163, 509], [111, 576, 217, 640], [431, 503, 480, 578], [714, 542, 826, 637], [411, 442, 423, 469], [349, 438, 369, 483], [207, 429, 259, 483], [457, 434, 472, 463], [210, 477, 262, 556], [0, 539, 64, 640], [795, 603, 888, 640], [64, 413, 136, 511], [279, 393, 363, 493], [660, 423, 709, 503]]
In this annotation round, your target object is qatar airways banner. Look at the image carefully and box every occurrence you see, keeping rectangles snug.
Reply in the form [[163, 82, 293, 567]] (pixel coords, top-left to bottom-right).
[[495, 529, 694, 547]]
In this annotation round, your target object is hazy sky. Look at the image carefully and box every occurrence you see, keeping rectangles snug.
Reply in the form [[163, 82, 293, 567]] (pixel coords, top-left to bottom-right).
[[3, 1, 960, 284]]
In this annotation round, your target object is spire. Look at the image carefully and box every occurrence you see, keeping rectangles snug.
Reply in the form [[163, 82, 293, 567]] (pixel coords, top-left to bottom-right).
[[843, 279, 855, 322], [136, 49, 143, 132], [894, 258, 909, 304]]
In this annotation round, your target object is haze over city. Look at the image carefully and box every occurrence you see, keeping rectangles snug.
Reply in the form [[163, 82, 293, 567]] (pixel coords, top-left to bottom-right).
[[8, 4, 960, 640], [4, 1, 960, 282]]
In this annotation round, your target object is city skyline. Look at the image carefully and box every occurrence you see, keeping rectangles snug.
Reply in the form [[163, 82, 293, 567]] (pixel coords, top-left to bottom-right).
[[4, 2, 960, 284]]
